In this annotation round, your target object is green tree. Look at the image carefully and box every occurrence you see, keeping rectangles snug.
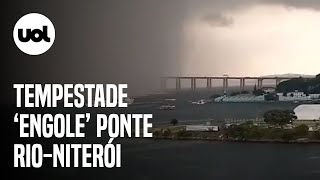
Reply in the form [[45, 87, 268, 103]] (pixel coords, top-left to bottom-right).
[[170, 119, 178, 126], [177, 130, 192, 137], [263, 110, 297, 125], [294, 124, 309, 137], [253, 86, 265, 96], [153, 130, 161, 137], [230, 92, 240, 96], [313, 131, 320, 140], [242, 91, 249, 94], [283, 90, 288, 97], [277, 75, 320, 94], [264, 93, 279, 101], [162, 129, 171, 136], [281, 130, 295, 141]]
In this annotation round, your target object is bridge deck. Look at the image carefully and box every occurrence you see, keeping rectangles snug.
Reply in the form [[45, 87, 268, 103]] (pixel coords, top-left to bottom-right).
[[162, 76, 308, 80]]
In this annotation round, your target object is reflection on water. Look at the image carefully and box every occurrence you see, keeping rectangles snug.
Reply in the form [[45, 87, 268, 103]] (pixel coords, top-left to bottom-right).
[[29, 139, 320, 180]]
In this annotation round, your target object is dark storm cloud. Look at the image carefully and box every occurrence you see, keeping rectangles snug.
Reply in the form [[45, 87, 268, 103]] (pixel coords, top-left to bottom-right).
[[2, 0, 320, 103], [3, 0, 189, 102], [262, 0, 320, 10], [202, 13, 233, 27], [189, 0, 320, 13]]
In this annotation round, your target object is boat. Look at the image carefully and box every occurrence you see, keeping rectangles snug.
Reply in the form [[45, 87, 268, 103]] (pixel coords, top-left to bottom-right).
[[189, 99, 207, 105], [159, 105, 175, 110], [165, 98, 176, 101], [124, 97, 134, 105]]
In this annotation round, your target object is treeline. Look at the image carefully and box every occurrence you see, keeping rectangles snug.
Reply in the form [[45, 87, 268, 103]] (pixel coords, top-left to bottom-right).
[[276, 74, 320, 94], [226, 122, 320, 141]]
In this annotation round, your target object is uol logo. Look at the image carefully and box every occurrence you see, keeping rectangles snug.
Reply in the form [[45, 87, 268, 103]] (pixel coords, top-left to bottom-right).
[[18, 26, 51, 43], [13, 13, 55, 55]]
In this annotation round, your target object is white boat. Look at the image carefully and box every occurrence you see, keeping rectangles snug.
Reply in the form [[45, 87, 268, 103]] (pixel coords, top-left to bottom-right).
[[159, 105, 175, 110], [124, 97, 134, 105], [165, 98, 176, 101], [190, 99, 207, 105]]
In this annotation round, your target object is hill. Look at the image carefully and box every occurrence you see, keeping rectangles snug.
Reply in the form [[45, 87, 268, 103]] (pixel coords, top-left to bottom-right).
[[261, 73, 315, 78], [276, 74, 320, 94]]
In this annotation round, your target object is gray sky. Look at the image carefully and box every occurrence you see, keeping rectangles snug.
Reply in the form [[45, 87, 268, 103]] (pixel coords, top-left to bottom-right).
[[3, 0, 320, 99], [178, 0, 320, 77]]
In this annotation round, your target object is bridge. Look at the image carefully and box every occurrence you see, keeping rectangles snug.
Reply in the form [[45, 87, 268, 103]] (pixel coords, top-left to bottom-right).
[[160, 76, 306, 91]]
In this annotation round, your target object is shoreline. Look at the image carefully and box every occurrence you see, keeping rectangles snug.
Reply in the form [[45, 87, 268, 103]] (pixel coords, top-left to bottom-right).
[[151, 136, 320, 144]]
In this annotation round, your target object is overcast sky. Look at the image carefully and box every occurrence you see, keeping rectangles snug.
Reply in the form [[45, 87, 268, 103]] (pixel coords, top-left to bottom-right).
[[3, 0, 320, 99], [178, 0, 320, 77]]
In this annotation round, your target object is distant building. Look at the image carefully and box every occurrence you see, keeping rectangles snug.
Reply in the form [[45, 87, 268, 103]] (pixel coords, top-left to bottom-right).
[[288, 90, 305, 97], [310, 94, 320, 99], [277, 90, 312, 102]]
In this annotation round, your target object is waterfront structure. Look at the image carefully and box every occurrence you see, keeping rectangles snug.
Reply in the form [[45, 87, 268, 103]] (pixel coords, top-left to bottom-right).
[[186, 125, 219, 132], [294, 104, 320, 120], [214, 94, 265, 102], [214, 93, 320, 103], [293, 105, 320, 127]]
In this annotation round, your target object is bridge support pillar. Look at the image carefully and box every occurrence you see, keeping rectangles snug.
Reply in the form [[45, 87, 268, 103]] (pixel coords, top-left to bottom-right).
[[207, 78, 212, 88], [191, 78, 196, 90], [176, 78, 181, 90], [223, 78, 229, 92], [240, 78, 245, 92], [257, 79, 263, 89]]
